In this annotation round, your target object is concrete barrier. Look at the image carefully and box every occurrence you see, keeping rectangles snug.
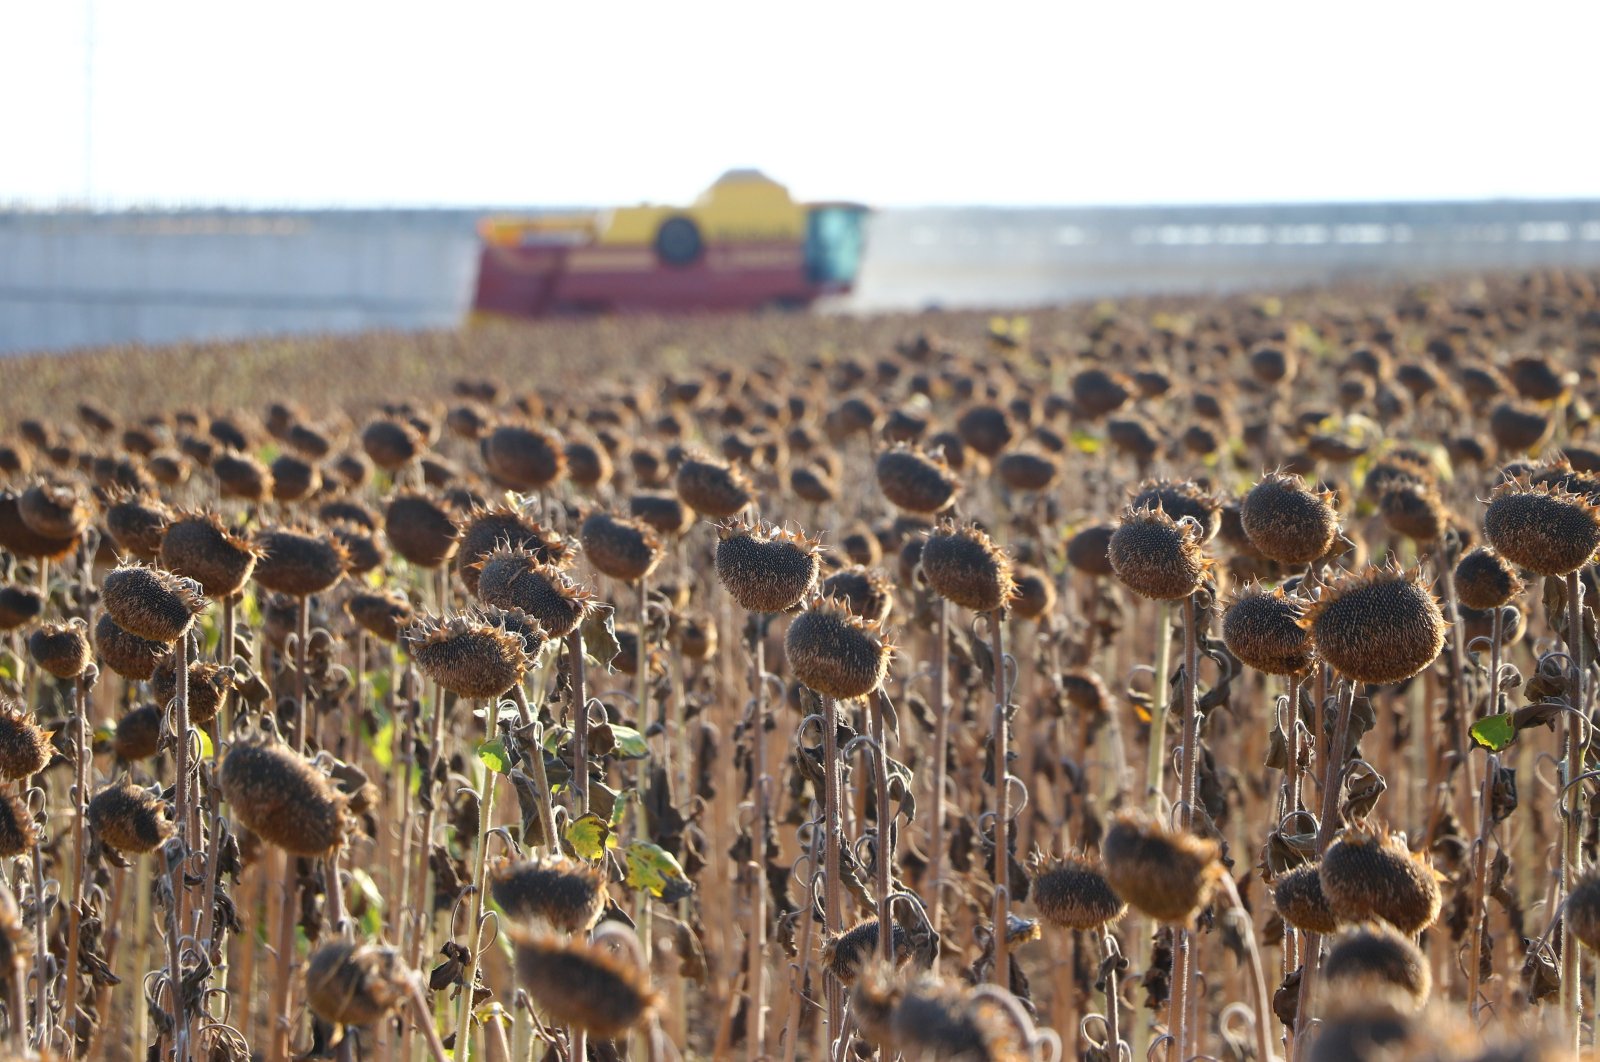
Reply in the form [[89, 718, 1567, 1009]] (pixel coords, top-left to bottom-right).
[[3, 200, 1598, 354]]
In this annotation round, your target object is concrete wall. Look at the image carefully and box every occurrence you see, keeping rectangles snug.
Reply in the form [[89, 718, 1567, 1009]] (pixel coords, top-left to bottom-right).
[[0, 210, 481, 353], [3, 199, 1600, 355], [853, 200, 1600, 309]]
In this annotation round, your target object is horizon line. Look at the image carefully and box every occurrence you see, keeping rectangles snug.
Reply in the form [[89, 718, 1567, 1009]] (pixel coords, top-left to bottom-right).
[[6, 192, 1600, 216]]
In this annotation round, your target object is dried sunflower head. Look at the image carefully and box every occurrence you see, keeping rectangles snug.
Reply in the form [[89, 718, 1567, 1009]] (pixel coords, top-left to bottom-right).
[[87, 778, 174, 855], [490, 856, 608, 936], [475, 547, 594, 639], [252, 527, 349, 598], [1319, 823, 1442, 935], [1240, 472, 1339, 564], [785, 597, 894, 701], [1108, 506, 1208, 601], [673, 452, 752, 519], [1321, 923, 1431, 1011], [512, 930, 659, 1040], [0, 700, 51, 781], [1483, 478, 1600, 577], [715, 517, 821, 613], [159, 510, 261, 599], [27, 619, 91, 680], [1303, 564, 1446, 685], [406, 610, 531, 699], [305, 940, 410, 1027], [384, 491, 459, 569], [921, 523, 1015, 613], [455, 505, 572, 596], [1101, 811, 1221, 925], [1223, 584, 1312, 676], [1031, 852, 1126, 931], [220, 734, 349, 856], [579, 511, 663, 584], [1454, 546, 1523, 610], [100, 563, 205, 643]]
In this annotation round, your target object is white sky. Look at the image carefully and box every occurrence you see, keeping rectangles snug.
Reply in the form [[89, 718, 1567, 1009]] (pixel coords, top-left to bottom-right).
[[4, 0, 1599, 209]]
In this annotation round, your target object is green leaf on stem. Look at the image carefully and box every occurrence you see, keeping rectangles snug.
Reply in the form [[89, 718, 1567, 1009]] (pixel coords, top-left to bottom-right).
[[477, 738, 511, 775], [542, 725, 571, 754], [609, 790, 632, 831], [370, 717, 395, 770], [475, 1000, 511, 1028], [608, 725, 649, 760], [368, 667, 393, 706], [350, 868, 384, 938], [566, 812, 613, 861], [623, 841, 694, 902], [1469, 713, 1517, 752]]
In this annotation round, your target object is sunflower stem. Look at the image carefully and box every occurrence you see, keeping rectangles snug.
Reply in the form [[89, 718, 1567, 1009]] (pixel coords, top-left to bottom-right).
[[62, 671, 89, 1052], [455, 701, 500, 1062], [780, 816, 824, 1062], [267, 847, 297, 1061], [1279, 672, 1304, 1059], [747, 617, 769, 1061], [1458, 601, 1507, 1027], [1467, 750, 1497, 1020], [1284, 672, 1304, 818], [566, 626, 590, 1062], [927, 595, 950, 971], [1169, 593, 1201, 1061], [404, 673, 450, 1062], [510, 685, 558, 857], [1100, 929, 1124, 1062], [1144, 602, 1174, 811], [220, 591, 236, 667], [989, 612, 1011, 992], [1559, 569, 1586, 1052], [1314, 681, 1353, 852], [485, 1008, 514, 1062], [634, 574, 654, 1052], [5, 949, 22, 1046], [1219, 872, 1277, 1062], [568, 629, 588, 816], [821, 693, 845, 1053], [293, 594, 310, 753], [1437, 539, 1472, 794], [168, 627, 194, 1060], [1292, 677, 1355, 1043], [407, 973, 453, 1062], [275, 591, 313, 1058], [871, 688, 895, 969], [636, 577, 649, 744], [325, 844, 348, 937]]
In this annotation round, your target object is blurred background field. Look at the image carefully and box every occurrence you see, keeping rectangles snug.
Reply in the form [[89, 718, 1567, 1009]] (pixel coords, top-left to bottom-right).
[[5, 199, 1600, 355]]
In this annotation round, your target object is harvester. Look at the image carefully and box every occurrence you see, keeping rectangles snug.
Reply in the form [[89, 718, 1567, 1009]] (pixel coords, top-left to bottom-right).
[[470, 170, 867, 318]]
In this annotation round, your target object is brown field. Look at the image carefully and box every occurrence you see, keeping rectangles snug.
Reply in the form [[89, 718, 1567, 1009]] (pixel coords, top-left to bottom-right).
[[0, 269, 1597, 1062]]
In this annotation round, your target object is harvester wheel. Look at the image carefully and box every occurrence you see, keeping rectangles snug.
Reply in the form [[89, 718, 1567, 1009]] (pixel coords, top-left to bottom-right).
[[655, 216, 703, 267]]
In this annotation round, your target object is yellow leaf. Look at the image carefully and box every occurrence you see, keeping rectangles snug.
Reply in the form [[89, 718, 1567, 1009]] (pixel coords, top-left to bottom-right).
[[566, 813, 613, 861]]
